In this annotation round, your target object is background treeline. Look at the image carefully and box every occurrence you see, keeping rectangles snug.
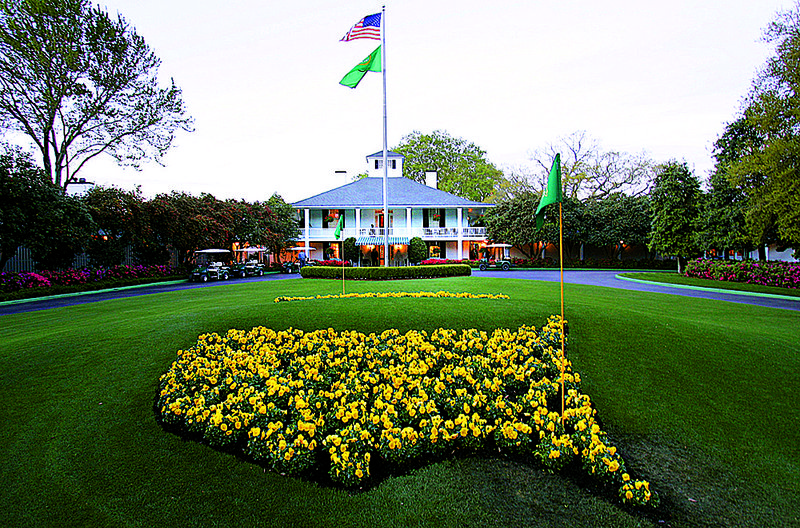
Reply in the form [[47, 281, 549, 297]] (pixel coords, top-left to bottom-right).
[[0, 145, 299, 272]]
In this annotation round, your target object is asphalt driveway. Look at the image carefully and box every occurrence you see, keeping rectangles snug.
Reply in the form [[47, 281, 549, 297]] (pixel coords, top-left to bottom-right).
[[1, 269, 798, 316]]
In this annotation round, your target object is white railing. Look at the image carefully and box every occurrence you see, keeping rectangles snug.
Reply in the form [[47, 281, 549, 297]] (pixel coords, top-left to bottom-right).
[[302, 227, 486, 240]]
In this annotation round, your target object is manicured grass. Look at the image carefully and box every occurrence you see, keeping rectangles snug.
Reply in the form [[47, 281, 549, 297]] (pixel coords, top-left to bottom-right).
[[620, 271, 800, 298], [1, 277, 798, 527]]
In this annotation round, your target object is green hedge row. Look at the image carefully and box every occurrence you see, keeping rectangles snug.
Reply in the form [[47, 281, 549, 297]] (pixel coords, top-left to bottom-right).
[[300, 264, 471, 280]]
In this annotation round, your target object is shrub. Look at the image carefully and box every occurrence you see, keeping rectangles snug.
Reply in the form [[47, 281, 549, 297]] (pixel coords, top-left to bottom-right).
[[300, 264, 471, 280], [0, 264, 181, 299], [311, 260, 352, 267], [685, 259, 800, 289]]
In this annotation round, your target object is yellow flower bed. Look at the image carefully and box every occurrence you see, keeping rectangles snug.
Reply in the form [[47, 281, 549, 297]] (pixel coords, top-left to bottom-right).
[[157, 316, 656, 507], [274, 291, 511, 303]]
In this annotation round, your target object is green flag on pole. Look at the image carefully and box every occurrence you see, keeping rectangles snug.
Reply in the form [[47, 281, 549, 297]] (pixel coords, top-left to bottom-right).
[[334, 215, 345, 240], [340, 46, 381, 88], [534, 153, 562, 231]]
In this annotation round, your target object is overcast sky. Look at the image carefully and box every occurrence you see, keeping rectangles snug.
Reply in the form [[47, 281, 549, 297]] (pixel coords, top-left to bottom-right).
[[66, 0, 791, 203]]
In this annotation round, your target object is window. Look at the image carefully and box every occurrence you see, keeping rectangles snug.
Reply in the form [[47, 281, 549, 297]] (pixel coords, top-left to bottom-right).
[[373, 159, 397, 169]]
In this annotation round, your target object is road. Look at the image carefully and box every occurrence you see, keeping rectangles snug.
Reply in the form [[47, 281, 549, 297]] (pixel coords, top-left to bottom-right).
[[1, 269, 798, 316]]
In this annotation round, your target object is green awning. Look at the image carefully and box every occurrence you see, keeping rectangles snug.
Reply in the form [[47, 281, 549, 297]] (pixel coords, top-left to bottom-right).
[[355, 236, 409, 246]]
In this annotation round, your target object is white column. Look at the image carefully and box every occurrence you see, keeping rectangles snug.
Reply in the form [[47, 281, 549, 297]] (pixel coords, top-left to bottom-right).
[[457, 208, 463, 260], [304, 209, 310, 250], [356, 208, 361, 236], [406, 208, 412, 239]]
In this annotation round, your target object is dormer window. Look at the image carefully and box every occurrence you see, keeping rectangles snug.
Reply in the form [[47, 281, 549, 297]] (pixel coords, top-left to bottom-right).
[[373, 159, 397, 169]]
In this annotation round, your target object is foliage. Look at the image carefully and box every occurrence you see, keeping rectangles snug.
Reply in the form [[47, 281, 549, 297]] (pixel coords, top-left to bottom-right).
[[684, 258, 800, 289], [83, 185, 146, 268], [587, 194, 651, 259], [0, 264, 180, 300], [717, 4, 800, 252], [0, 0, 192, 190], [393, 130, 504, 202], [647, 161, 702, 272], [711, 117, 780, 259], [0, 144, 57, 271], [26, 190, 96, 270], [157, 317, 656, 506], [695, 168, 750, 257], [483, 192, 540, 258], [265, 193, 300, 262], [300, 264, 472, 280], [343, 237, 359, 263], [274, 291, 510, 303], [530, 131, 655, 200], [407, 236, 427, 264]]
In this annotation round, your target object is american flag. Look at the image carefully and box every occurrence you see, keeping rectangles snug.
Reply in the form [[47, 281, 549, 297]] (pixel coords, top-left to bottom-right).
[[340, 13, 381, 41]]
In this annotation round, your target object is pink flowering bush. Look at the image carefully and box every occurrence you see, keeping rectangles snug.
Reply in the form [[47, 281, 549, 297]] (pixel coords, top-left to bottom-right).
[[0, 265, 179, 295], [0, 272, 52, 293], [685, 259, 800, 289], [311, 260, 352, 267]]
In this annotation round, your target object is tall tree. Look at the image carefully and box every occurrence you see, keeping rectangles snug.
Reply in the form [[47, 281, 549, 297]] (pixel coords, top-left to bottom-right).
[[0, 0, 192, 190], [647, 161, 702, 273], [722, 4, 800, 252], [393, 130, 504, 202], [588, 194, 651, 259], [531, 131, 655, 200]]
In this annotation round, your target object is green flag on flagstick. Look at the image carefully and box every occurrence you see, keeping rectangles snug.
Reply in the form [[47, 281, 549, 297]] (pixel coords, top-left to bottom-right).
[[334, 215, 344, 239], [534, 153, 562, 230], [340, 46, 381, 88]]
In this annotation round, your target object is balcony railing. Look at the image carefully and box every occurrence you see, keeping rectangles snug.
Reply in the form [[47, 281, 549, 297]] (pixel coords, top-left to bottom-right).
[[299, 227, 487, 240]]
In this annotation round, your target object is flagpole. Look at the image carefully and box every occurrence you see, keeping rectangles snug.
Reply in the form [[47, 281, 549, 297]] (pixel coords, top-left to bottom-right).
[[342, 242, 346, 294], [559, 202, 566, 420], [381, 5, 389, 267]]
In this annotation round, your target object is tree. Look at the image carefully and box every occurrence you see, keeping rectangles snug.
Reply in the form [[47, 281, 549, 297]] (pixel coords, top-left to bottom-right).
[[0, 0, 192, 190], [696, 169, 750, 259], [146, 192, 229, 265], [343, 237, 359, 263], [0, 144, 56, 270], [27, 191, 96, 270], [483, 192, 540, 258], [393, 130, 504, 202], [588, 194, 651, 259], [408, 237, 427, 264], [530, 131, 655, 200], [83, 185, 145, 267], [647, 161, 702, 273], [721, 4, 800, 252], [264, 193, 300, 263]]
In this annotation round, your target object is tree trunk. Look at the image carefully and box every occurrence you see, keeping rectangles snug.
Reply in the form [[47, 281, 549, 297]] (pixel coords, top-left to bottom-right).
[[677, 256, 682, 274], [758, 245, 766, 261]]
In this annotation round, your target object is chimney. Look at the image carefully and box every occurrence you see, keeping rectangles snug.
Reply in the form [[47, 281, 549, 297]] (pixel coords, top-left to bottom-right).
[[425, 171, 438, 189], [335, 170, 347, 185]]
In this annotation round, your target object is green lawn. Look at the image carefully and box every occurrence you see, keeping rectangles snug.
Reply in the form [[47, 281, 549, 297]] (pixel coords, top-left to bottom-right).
[[1, 277, 798, 527]]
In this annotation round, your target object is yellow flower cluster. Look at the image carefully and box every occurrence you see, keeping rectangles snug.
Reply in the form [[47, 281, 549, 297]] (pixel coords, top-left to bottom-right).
[[156, 316, 656, 506], [273, 291, 510, 303]]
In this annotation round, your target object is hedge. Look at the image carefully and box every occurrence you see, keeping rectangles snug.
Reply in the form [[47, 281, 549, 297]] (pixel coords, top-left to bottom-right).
[[300, 264, 471, 280]]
